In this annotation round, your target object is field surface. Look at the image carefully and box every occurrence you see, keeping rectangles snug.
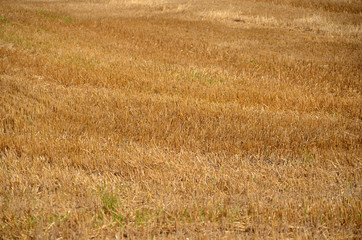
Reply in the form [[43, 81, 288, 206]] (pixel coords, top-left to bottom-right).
[[0, 0, 361, 239]]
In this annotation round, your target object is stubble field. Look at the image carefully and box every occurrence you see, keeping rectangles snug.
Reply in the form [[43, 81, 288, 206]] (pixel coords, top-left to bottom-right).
[[0, 0, 361, 239]]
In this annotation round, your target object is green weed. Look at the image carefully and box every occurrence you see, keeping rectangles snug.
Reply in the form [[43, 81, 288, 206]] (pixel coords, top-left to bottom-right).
[[37, 10, 73, 24], [0, 16, 9, 24], [99, 182, 119, 214]]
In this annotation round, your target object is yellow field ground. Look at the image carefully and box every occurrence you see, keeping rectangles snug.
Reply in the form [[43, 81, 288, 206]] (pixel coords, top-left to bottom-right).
[[0, 0, 361, 239]]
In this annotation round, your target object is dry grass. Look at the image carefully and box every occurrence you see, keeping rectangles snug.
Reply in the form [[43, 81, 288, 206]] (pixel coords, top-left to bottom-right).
[[0, 0, 361, 239]]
